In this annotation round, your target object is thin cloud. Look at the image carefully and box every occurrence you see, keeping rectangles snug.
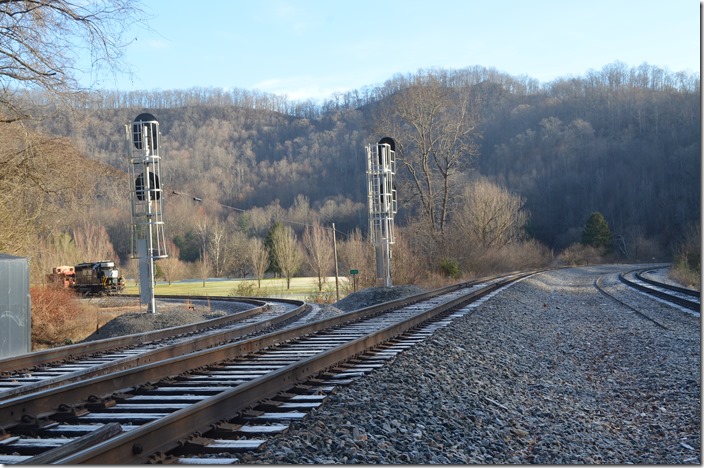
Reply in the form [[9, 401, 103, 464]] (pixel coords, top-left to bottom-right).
[[252, 76, 354, 102]]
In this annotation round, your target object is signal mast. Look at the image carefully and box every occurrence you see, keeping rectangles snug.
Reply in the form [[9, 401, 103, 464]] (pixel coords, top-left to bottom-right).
[[126, 113, 167, 313], [366, 137, 397, 287]]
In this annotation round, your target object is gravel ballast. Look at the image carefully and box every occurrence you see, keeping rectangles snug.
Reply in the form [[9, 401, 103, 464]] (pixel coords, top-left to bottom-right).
[[81, 297, 252, 341], [84, 286, 427, 341], [240, 265, 700, 464]]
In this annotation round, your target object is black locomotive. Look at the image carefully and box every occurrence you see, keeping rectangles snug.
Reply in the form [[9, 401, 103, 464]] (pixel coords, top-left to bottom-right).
[[48, 261, 125, 296]]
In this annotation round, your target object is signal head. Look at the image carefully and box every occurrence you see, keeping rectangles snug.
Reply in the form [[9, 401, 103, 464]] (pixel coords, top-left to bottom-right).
[[132, 113, 159, 151]]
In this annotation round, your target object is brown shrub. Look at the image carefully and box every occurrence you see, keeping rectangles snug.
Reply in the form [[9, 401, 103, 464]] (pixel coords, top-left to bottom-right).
[[306, 286, 338, 304], [30, 287, 97, 348], [467, 240, 553, 276], [669, 264, 701, 291], [670, 224, 701, 290], [390, 233, 427, 285], [418, 271, 457, 289], [557, 243, 606, 266]]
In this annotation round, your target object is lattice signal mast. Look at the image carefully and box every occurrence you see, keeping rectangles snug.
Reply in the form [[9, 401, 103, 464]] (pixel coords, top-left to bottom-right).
[[366, 137, 397, 287], [126, 113, 167, 313]]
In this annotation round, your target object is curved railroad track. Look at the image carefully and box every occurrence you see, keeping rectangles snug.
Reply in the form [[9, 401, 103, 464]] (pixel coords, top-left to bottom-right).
[[594, 265, 700, 330], [0, 272, 531, 464], [0, 296, 309, 401], [618, 267, 700, 313]]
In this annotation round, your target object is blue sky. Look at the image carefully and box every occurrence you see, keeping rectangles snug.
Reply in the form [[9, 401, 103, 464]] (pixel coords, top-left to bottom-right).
[[88, 0, 700, 101]]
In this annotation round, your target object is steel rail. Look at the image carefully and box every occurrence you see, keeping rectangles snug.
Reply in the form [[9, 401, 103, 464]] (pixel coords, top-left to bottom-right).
[[618, 270, 700, 312], [0, 280, 474, 430], [0, 300, 310, 401], [594, 275, 668, 329], [0, 297, 300, 374], [635, 269, 700, 298], [55, 276, 521, 464], [0, 275, 522, 450]]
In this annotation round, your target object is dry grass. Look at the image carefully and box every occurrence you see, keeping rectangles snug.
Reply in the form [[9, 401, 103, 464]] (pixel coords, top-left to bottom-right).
[[670, 263, 701, 291]]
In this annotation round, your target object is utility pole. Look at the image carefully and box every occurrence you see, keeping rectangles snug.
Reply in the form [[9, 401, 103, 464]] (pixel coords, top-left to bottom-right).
[[332, 223, 339, 301]]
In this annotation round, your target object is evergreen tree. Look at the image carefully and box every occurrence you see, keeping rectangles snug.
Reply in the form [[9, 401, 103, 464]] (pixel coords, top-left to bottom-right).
[[582, 212, 612, 250], [265, 221, 285, 275]]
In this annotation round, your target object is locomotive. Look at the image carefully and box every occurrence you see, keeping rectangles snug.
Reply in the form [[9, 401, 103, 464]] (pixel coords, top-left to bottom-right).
[[48, 261, 125, 296]]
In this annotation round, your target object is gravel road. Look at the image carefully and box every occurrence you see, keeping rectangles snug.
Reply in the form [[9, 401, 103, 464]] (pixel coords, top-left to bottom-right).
[[240, 265, 700, 464]]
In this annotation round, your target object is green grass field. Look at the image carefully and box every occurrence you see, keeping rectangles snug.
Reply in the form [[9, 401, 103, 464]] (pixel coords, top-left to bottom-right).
[[123, 276, 350, 301]]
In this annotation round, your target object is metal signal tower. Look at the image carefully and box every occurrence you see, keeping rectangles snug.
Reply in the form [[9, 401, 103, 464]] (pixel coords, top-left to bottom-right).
[[366, 137, 397, 287], [126, 113, 167, 313]]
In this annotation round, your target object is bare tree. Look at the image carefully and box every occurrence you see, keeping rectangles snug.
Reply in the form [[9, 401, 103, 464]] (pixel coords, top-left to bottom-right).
[[0, 0, 136, 268], [374, 73, 481, 239], [389, 230, 425, 285], [225, 229, 250, 278], [302, 221, 333, 291], [248, 237, 269, 288], [33, 230, 77, 283], [71, 220, 117, 261], [194, 217, 209, 260], [0, 124, 85, 255], [338, 228, 375, 291], [197, 251, 211, 287], [453, 178, 529, 251], [159, 241, 187, 285], [207, 221, 227, 277], [270, 225, 303, 289], [0, 0, 146, 120]]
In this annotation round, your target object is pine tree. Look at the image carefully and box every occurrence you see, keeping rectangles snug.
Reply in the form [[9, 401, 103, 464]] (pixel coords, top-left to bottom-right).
[[264, 221, 285, 276], [582, 212, 612, 250]]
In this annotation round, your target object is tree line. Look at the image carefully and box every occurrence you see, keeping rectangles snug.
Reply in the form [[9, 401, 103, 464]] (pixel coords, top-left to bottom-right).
[[0, 0, 699, 288], [40, 62, 699, 254]]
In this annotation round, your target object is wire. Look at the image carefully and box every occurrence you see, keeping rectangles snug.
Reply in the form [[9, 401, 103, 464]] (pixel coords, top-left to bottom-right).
[[169, 190, 345, 235]]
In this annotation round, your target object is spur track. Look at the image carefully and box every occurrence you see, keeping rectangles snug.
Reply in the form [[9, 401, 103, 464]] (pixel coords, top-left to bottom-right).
[[0, 272, 530, 464], [0, 296, 309, 401]]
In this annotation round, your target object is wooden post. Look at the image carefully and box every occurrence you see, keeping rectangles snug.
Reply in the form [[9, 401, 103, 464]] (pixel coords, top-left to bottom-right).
[[332, 223, 339, 301]]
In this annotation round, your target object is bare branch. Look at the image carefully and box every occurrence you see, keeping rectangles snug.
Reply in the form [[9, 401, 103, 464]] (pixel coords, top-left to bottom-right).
[[0, 0, 146, 119]]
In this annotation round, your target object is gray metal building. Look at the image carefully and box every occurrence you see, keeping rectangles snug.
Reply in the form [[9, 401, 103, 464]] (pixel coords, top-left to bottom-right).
[[0, 254, 31, 358]]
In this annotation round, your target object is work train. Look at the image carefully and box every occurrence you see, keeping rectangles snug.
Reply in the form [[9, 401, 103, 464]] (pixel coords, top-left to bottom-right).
[[47, 261, 125, 296]]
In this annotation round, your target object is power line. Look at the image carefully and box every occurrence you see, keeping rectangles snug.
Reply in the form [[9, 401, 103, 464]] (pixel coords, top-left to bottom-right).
[[169, 190, 346, 235]]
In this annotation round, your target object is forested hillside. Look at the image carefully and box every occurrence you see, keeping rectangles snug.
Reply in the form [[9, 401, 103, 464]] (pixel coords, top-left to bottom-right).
[[36, 63, 699, 253], [476, 64, 700, 251], [35, 100, 370, 236]]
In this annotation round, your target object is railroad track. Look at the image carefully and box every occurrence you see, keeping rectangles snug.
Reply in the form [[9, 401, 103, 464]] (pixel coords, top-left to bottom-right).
[[594, 266, 700, 329], [0, 272, 530, 464], [618, 267, 700, 313], [0, 296, 309, 401]]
